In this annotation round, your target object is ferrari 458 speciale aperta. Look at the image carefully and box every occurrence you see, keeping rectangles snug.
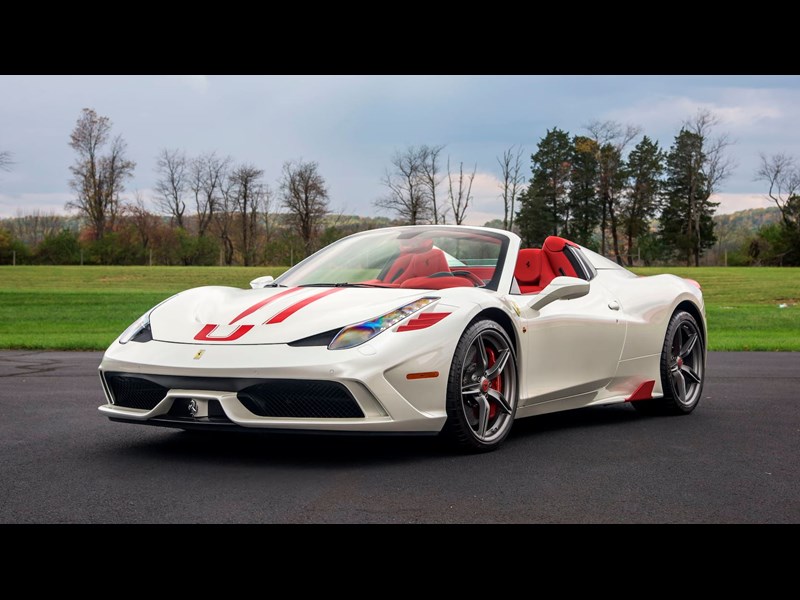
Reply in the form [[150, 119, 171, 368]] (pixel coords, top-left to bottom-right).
[[99, 225, 706, 452]]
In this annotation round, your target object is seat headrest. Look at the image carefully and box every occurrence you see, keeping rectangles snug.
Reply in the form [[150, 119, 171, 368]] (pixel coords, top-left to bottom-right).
[[398, 238, 434, 254], [543, 236, 576, 252], [515, 249, 542, 283]]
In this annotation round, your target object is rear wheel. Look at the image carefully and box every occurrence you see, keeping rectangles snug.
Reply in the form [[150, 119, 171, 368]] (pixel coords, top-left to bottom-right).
[[441, 320, 517, 452], [633, 310, 705, 415]]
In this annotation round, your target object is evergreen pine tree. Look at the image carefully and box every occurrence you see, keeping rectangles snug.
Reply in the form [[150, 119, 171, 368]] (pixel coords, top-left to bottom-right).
[[659, 130, 718, 265], [516, 128, 571, 247], [622, 136, 664, 265]]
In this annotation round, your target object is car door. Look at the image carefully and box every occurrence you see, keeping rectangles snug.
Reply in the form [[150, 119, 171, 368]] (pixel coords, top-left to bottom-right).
[[515, 277, 627, 405]]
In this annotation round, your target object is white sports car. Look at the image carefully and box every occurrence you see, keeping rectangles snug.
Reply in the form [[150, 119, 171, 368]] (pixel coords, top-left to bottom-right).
[[98, 225, 706, 452]]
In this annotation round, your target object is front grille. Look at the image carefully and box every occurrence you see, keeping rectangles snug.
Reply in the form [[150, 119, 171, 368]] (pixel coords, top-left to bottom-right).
[[105, 373, 168, 410], [237, 380, 364, 418]]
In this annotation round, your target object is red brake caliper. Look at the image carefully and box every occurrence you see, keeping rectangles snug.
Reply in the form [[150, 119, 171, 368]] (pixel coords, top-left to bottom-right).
[[486, 347, 503, 419]]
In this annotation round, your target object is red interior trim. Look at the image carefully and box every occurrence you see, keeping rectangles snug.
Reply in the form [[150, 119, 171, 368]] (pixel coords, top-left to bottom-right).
[[625, 380, 655, 402], [265, 288, 344, 324], [229, 287, 300, 325]]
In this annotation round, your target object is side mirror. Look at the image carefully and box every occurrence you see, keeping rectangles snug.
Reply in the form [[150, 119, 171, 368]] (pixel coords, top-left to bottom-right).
[[527, 276, 590, 311], [249, 275, 275, 289]]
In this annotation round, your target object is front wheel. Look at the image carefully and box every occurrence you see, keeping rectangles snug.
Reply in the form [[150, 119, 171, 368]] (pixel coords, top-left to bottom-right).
[[441, 320, 518, 452], [634, 310, 705, 415]]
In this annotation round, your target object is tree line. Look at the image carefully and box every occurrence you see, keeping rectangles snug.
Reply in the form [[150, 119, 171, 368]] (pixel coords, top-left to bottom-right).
[[1, 107, 799, 266], [515, 114, 734, 267]]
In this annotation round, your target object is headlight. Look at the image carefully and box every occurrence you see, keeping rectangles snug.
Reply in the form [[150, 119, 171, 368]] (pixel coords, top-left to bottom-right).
[[119, 312, 151, 344], [118, 294, 180, 344], [328, 297, 438, 350]]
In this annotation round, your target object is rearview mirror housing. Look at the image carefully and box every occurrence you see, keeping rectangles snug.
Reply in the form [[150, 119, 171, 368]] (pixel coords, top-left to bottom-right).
[[249, 275, 275, 289], [527, 276, 590, 311]]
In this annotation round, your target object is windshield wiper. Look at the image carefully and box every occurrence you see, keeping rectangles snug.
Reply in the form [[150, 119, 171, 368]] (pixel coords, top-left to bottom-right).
[[299, 282, 389, 288], [265, 283, 288, 287]]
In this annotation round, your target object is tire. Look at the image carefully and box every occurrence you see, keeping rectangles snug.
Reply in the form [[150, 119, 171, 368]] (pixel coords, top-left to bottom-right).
[[633, 310, 705, 415], [441, 319, 518, 452]]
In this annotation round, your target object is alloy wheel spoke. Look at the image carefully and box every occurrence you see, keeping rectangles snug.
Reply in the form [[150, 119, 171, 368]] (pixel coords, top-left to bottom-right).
[[476, 394, 490, 439], [462, 381, 482, 396], [679, 332, 698, 358], [475, 335, 488, 372], [673, 370, 687, 403], [488, 389, 513, 415], [485, 348, 510, 380], [673, 325, 683, 357], [681, 364, 701, 384]]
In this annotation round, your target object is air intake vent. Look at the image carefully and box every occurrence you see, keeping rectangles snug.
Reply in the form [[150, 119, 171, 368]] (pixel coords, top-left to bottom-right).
[[237, 380, 364, 418]]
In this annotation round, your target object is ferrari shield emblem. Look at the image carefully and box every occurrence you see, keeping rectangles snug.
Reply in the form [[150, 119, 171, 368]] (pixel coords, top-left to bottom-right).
[[193, 350, 205, 360]]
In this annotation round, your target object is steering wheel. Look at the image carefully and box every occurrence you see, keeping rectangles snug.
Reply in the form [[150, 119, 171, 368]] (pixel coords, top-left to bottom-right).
[[428, 270, 484, 287], [451, 270, 485, 287]]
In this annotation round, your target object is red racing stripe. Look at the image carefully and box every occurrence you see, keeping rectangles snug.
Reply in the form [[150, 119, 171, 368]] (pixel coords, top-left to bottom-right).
[[229, 287, 301, 325], [265, 288, 345, 324]]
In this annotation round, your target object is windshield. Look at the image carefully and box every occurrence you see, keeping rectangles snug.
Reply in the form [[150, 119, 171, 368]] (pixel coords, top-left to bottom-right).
[[275, 227, 510, 291]]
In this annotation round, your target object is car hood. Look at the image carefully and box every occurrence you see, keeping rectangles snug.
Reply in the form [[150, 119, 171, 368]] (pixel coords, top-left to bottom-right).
[[149, 286, 439, 345]]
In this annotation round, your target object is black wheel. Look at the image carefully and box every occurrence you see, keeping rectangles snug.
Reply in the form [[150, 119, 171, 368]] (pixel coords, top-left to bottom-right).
[[441, 320, 518, 452], [633, 310, 705, 415]]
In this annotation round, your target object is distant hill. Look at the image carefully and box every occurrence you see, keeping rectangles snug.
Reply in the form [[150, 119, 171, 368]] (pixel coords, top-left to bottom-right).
[[713, 206, 780, 232]]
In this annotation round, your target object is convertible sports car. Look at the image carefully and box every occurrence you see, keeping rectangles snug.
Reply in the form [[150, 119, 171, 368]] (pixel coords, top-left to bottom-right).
[[98, 225, 706, 452]]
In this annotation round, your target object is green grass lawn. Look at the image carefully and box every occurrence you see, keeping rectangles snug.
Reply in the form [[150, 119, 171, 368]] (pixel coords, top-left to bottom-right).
[[0, 265, 797, 351], [632, 267, 800, 351], [0, 266, 286, 350]]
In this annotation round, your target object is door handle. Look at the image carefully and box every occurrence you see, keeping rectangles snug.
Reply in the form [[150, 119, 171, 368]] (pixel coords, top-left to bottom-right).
[[608, 300, 620, 311]]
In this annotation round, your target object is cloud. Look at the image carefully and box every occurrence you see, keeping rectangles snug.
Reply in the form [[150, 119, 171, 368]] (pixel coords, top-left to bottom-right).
[[178, 75, 210, 93], [0, 192, 74, 218], [711, 192, 773, 215], [605, 90, 784, 133], [0, 189, 159, 219]]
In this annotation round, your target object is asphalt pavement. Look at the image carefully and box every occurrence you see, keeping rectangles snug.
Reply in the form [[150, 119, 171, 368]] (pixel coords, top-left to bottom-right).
[[0, 350, 797, 523]]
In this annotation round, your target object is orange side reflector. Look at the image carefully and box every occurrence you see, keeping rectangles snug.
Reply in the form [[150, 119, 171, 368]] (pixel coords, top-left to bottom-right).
[[406, 371, 440, 380]]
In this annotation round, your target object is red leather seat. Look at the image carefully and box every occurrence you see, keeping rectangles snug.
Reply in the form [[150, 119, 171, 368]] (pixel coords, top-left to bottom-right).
[[383, 240, 435, 283], [542, 236, 579, 279], [514, 248, 554, 294], [393, 248, 450, 285], [516, 236, 582, 293]]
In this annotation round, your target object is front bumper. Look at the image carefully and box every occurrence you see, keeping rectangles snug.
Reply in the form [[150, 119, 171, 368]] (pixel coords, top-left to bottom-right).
[[99, 335, 457, 433]]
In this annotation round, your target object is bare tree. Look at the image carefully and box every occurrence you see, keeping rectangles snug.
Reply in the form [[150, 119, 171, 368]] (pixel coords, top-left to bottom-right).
[[685, 109, 735, 195], [683, 109, 735, 265], [66, 108, 135, 240], [128, 191, 159, 255], [280, 160, 330, 253], [231, 164, 269, 266], [0, 151, 12, 172], [756, 153, 800, 229], [447, 158, 476, 225], [585, 119, 641, 262], [188, 152, 230, 237], [154, 148, 188, 228], [375, 146, 432, 224], [215, 171, 237, 265], [419, 144, 446, 224], [8, 209, 65, 246], [497, 145, 525, 231]]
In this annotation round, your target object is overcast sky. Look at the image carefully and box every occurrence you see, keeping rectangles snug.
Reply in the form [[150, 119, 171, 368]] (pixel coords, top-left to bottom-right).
[[1, 75, 798, 225]]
